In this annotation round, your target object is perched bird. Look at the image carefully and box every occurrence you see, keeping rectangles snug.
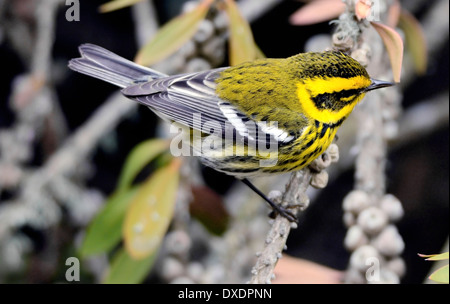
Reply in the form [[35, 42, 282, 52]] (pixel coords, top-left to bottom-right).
[[69, 44, 393, 221]]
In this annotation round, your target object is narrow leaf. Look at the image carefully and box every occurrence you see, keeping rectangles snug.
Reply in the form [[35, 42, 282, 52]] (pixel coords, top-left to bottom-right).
[[99, 0, 144, 13], [429, 264, 449, 284], [254, 43, 266, 60], [103, 248, 157, 284], [80, 139, 169, 257], [80, 188, 138, 257], [289, 0, 345, 26], [370, 21, 404, 83], [117, 139, 169, 193], [398, 9, 428, 75], [123, 158, 182, 260], [419, 252, 449, 261], [224, 0, 259, 65], [135, 0, 213, 66], [386, 0, 401, 28]]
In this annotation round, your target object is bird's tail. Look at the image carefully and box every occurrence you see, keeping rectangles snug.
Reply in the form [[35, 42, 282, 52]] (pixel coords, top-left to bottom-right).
[[68, 44, 167, 88]]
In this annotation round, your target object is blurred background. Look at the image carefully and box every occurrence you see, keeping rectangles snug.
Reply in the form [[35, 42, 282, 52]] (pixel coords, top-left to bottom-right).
[[0, 0, 448, 284]]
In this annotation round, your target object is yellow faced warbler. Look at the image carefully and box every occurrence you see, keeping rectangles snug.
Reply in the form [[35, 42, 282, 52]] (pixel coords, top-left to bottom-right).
[[69, 44, 394, 221]]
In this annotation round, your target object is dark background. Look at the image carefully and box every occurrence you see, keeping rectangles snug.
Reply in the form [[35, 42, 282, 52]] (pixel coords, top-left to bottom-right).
[[1, 0, 448, 284]]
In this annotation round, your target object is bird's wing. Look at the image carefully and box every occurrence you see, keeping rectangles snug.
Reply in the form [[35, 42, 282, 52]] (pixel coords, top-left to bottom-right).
[[122, 68, 227, 129], [121, 68, 295, 146]]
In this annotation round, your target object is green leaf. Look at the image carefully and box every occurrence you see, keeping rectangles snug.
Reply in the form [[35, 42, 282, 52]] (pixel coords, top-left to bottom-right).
[[103, 248, 157, 284], [419, 252, 449, 261], [79, 188, 138, 257], [116, 139, 169, 193], [80, 139, 169, 257], [398, 9, 428, 75], [99, 0, 144, 13], [429, 264, 449, 284], [123, 158, 182, 260], [134, 0, 213, 66], [224, 0, 259, 65], [370, 21, 404, 83]]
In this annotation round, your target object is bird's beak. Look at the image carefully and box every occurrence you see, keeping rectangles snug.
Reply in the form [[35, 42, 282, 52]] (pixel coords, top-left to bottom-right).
[[365, 78, 396, 92]]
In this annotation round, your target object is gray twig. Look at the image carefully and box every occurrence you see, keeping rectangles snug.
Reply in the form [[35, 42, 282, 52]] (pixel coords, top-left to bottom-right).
[[249, 170, 312, 284]]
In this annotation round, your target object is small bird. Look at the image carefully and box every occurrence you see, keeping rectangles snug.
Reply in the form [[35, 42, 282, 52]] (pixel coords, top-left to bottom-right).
[[69, 44, 393, 221]]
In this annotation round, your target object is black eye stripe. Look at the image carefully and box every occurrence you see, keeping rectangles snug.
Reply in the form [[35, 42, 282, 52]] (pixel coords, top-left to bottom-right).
[[313, 88, 361, 100], [311, 89, 361, 111]]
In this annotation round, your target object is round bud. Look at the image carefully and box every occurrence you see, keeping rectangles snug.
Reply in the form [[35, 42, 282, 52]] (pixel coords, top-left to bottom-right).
[[349, 245, 381, 272], [161, 257, 185, 281], [178, 40, 197, 59], [351, 44, 371, 67], [368, 269, 400, 284], [386, 257, 406, 278], [268, 190, 282, 201], [213, 12, 228, 32], [327, 143, 340, 163], [380, 194, 404, 222], [185, 58, 211, 73], [343, 211, 356, 228], [310, 170, 329, 189], [186, 262, 204, 282], [357, 206, 388, 235], [201, 265, 225, 284], [343, 190, 371, 214], [309, 152, 332, 171], [165, 230, 192, 257], [201, 37, 225, 66], [193, 20, 215, 43], [372, 225, 405, 257], [344, 225, 369, 251]]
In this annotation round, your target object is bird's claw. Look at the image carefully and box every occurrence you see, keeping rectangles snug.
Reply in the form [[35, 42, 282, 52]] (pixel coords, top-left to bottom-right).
[[269, 205, 298, 223]]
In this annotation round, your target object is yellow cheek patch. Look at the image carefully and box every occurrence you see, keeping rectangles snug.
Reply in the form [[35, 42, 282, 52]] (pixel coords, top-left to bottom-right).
[[296, 76, 369, 124]]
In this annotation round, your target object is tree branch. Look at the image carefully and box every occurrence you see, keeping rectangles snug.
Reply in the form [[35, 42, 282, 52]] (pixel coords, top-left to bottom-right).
[[249, 169, 312, 284]]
